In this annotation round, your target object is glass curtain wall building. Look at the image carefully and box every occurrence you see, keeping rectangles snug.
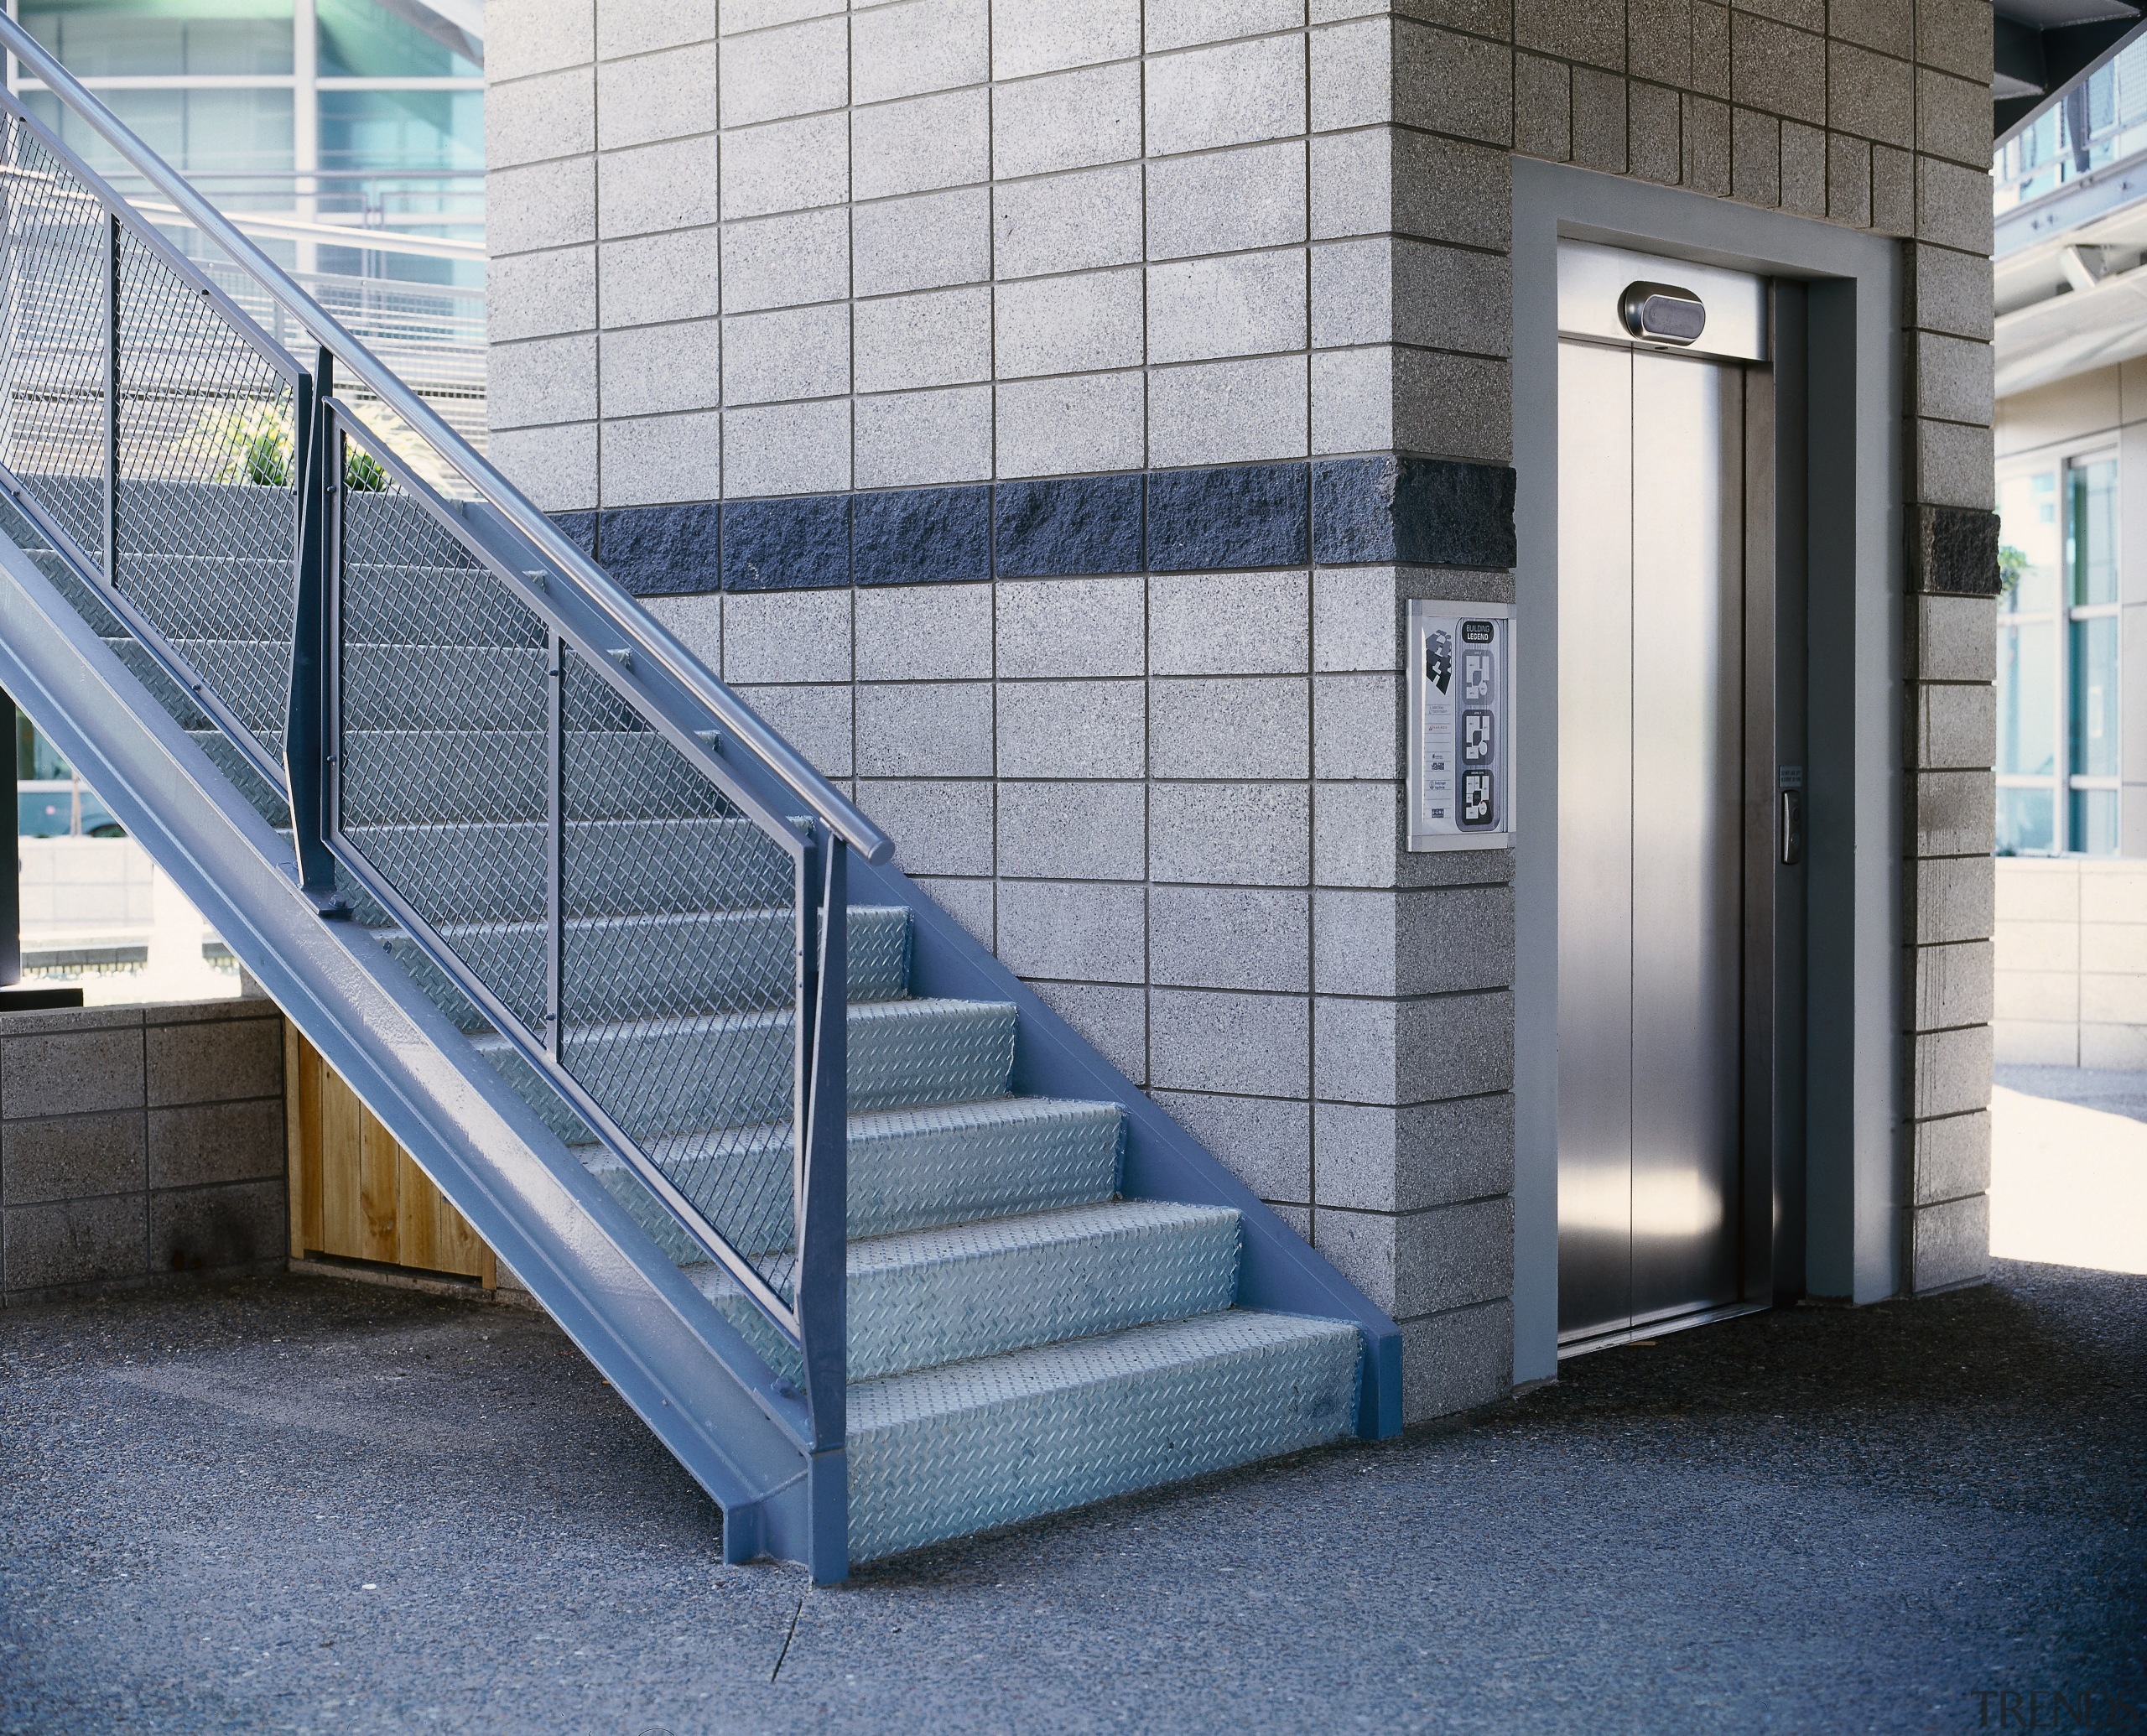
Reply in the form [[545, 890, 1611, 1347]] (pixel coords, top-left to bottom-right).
[[5, 0, 486, 443]]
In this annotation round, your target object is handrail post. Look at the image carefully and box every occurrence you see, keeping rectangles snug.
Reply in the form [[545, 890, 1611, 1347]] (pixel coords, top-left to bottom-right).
[[283, 347, 336, 895], [101, 212, 117, 587], [794, 823, 848, 1583]]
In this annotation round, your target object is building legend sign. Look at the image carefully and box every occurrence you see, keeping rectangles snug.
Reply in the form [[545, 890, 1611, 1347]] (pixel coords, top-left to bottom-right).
[[1407, 599, 1514, 852]]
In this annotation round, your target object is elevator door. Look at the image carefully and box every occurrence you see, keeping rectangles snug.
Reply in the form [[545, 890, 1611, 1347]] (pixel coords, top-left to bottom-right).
[[1557, 335, 1748, 1349]]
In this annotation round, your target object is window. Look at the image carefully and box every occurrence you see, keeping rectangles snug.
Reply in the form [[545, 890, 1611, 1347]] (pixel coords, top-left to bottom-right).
[[1997, 455, 2124, 855]]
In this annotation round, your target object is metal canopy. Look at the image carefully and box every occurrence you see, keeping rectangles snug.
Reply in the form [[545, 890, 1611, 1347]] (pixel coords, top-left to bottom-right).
[[1997, 0, 2147, 139]]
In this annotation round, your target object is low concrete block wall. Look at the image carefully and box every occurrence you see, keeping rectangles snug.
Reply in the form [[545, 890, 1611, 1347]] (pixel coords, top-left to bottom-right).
[[1994, 857, 2147, 1069], [0, 1000, 286, 1304]]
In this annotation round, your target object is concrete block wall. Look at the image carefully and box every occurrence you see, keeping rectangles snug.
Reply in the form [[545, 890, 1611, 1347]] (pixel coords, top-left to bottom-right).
[[0, 1001, 288, 1305], [1993, 857, 2147, 1068], [484, 0, 1998, 1407]]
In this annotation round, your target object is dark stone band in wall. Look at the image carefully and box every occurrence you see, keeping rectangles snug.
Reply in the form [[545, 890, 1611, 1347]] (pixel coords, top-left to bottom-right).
[[1911, 504, 2002, 597], [556, 455, 1520, 597]]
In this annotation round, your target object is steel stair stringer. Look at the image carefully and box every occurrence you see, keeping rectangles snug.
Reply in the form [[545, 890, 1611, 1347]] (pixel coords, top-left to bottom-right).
[[0, 521, 827, 1567]]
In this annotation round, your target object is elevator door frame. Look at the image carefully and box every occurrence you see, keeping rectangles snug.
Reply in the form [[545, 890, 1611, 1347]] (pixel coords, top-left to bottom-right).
[[1552, 316, 1787, 1360]]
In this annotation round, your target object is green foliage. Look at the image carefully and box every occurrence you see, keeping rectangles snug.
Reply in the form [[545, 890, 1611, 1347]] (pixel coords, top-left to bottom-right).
[[343, 446, 389, 492], [204, 403, 294, 487], [1998, 543, 2028, 603]]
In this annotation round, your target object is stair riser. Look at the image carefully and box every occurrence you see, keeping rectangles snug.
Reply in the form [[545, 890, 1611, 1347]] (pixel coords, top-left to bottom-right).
[[339, 730, 739, 825], [343, 563, 546, 649], [712, 1209, 1240, 1385], [486, 1000, 1018, 1144], [848, 1323, 1362, 1562], [377, 905, 912, 1030], [588, 1098, 1122, 1267], [340, 818, 786, 923], [112, 554, 291, 642]]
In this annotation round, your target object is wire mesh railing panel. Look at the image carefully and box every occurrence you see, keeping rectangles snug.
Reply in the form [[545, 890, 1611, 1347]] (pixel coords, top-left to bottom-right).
[[0, 115, 113, 559], [561, 647, 803, 1292], [112, 226, 299, 754], [335, 460, 549, 1037]]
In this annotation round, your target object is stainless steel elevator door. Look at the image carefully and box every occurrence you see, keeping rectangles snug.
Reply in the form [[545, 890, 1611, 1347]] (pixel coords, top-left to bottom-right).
[[1557, 339, 1747, 1349]]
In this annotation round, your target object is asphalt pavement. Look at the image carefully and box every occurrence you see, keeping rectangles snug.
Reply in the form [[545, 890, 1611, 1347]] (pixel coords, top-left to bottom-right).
[[1, 1258, 2140, 1734]]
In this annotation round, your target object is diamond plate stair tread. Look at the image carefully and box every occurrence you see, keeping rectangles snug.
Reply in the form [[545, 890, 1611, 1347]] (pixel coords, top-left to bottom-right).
[[691, 1198, 1241, 1385], [846, 1311, 1363, 1561], [576, 1092, 1122, 1266]]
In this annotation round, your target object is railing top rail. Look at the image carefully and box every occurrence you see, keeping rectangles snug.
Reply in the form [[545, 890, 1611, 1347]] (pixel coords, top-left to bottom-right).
[[0, 13, 892, 868]]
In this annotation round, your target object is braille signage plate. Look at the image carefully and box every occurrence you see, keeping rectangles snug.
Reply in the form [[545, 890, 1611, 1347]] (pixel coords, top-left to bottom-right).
[[1408, 598, 1515, 853]]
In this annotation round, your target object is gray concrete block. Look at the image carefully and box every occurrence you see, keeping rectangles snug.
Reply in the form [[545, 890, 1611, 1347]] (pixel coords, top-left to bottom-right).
[[1916, 769, 1994, 858], [1916, 679, 1996, 771], [600, 231, 720, 332], [1313, 778, 1401, 889], [991, 0, 1139, 80], [855, 387, 994, 489], [1147, 140, 1306, 262], [1571, 65, 1627, 173], [1824, 39, 1911, 148], [731, 683, 855, 777], [718, 13, 845, 127], [1149, 0, 1301, 52], [1916, 417, 1996, 512], [996, 372, 1147, 478], [995, 164, 1145, 280], [1147, 35, 1306, 155], [1315, 1196, 1512, 1318], [860, 778, 994, 877], [721, 207, 850, 313], [491, 0, 594, 79], [1916, 156, 1994, 257], [721, 303, 850, 407], [997, 680, 1145, 779], [594, 39, 716, 148], [1392, 348, 1510, 465], [147, 1099, 284, 1190], [1512, 51, 1573, 162], [854, 187, 990, 297], [1148, 249, 1307, 366], [1309, 16, 1389, 131], [1311, 347, 1392, 456], [1151, 988, 1311, 1097], [597, 0, 710, 58], [3, 1021, 144, 1120], [857, 681, 994, 777], [1151, 782, 1310, 887], [855, 583, 993, 681], [1313, 567, 1400, 673], [1149, 571, 1308, 677], [602, 133, 722, 235], [1910, 1192, 1988, 1293], [601, 403, 719, 510], [151, 1178, 285, 1276], [992, 63, 1143, 179], [491, 424, 598, 512], [1912, 1021, 1993, 1120], [1312, 673, 1398, 780], [491, 246, 596, 342], [1916, 330, 1995, 429], [1, 1112, 145, 1207], [1915, 938, 1994, 1032], [996, 578, 1146, 679], [1315, 990, 1513, 1104], [1151, 1089, 1310, 1204], [994, 268, 1145, 378], [996, 880, 1146, 985], [1315, 885, 1515, 996], [1730, 106, 1781, 208], [916, 874, 994, 946], [996, 782, 1146, 880], [1915, 1106, 1990, 1208], [600, 320, 720, 418], [1916, 853, 1994, 946], [1031, 980, 1146, 1084], [1148, 354, 1309, 469], [1400, 1297, 1511, 1422], [715, 111, 845, 222], [488, 333, 598, 429], [1916, 595, 1998, 683], [489, 157, 595, 257], [1314, 1094, 1514, 1212], [722, 588, 851, 685], [1911, 242, 1995, 342], [853, 287, 991, 395], [3, 1194, 145, 1292], [852, 0, 989, 105], [1149, 886, 1310, 992], [1151, 679, 1308, 780]]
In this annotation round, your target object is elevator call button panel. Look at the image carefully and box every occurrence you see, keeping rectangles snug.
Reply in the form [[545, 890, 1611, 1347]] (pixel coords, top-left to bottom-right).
[[1407, 599, 1513, 852]]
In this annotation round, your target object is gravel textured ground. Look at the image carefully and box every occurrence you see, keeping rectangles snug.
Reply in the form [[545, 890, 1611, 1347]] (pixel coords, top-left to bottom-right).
[[1, 1257, 2140, 1735]]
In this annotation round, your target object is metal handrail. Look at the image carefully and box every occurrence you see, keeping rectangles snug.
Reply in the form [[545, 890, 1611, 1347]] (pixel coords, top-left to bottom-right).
[[0, 13, 890, 868]]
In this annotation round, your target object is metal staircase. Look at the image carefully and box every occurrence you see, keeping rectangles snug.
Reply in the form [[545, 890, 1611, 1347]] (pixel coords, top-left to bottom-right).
[[0, 21, 1400, 1581]]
